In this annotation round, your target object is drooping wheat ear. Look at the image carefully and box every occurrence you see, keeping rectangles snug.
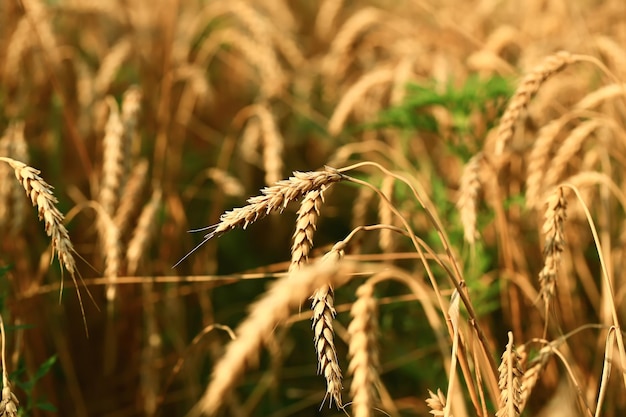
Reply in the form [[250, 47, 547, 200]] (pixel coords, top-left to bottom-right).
[[114, 158, 149, 234], [188, 261, 356, 416], [197, 167, 343, 241], [518, 344, 552, 413], [310, 248, 345, 407], [239, 117, 261, 165], [457, 152, 484, 245], [289, 188, 326, 272], [0, 314, 18, 417], [542, 120, 602, 193], [494, 51, 575, 156], [526, 118, 564, 209], [205, 168, 245, 197], [100, 97, 125, 216], [127, 188, 162, 275], [328, 66, 395, 136], [495, 332, 523, 417], [0, 157, 77, 277], [255, 104, 284, 186], [538, 187, 567, 310], [426, 389, 449, 417], [348, 282, 380, 417], [94, 37, 132, 96]]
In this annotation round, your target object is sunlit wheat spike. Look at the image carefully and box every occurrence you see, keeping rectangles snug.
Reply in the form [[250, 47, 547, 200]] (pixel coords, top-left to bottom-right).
[[100, 97, 125, 216], [188, 261, 355, 416], [114, 158, 149, 234], [457, 152, 484, 245], [495, 332, 523, 417], [538, 187, 567, 310], [495, 51, 574, 156], [175, 168, 343, 267], [254, 104, 284, 186], [348, 282, 380, 417]]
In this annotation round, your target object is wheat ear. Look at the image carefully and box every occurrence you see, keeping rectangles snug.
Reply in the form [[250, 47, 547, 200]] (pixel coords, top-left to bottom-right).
[[495, 332, 523, 417], [426, 389, 449, 417], [0, 314, 18, 417], [188, 261, 356, 416], [538, 187, 567, 312], [348, 282, 380, 417], [127, 188, 162, 275], [518, 344, 552, 412], [311, 248, 345, 407], [175, 167, 344, 267], [495, 51, 574, 155], [289, 188, 325, 272], [457, 152, 484, 245], [0, 157, 77, 277]]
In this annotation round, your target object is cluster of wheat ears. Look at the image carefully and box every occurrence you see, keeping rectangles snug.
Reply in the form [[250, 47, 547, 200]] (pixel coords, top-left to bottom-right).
[[2, 0, 626, 416]]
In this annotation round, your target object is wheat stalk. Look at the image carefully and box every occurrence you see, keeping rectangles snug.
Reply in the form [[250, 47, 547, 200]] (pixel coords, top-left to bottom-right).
[[457, 152, 484, 245], [255, 104, 284, 185], [348, 281, 379, 417], [525, 118, 564, 209], [378, 176, 394, 252], [94, 37, 132, 96], [114, 158, 149, 234], [495, 332, 523, 417], [538, 187, 567, 311], [175, 167, 344, 267], [188, 260, 357, 416], [495, 51, 574, 155]]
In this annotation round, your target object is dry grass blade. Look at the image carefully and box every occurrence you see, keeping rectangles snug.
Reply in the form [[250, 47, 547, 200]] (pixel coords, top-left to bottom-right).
[[538, 187, 567, 313], [495, 51, 574, 155], [187, 261, 356, 416], [495, 332, 523, 417], [457, 152, 483, 245], [426, 389, 448, 417], [175, 167, 344, 267], [348, 282, 379, 417]]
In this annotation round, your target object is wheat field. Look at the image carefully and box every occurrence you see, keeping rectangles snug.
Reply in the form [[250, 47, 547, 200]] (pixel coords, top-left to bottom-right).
[[1, 0, 626, 416]]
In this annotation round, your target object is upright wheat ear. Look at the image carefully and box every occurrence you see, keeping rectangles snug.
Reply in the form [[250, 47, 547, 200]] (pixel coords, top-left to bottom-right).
[[495, 51, 574, 156], [348, 282, 380, 417], [495, 332, 523, 417], [538, 187, 567, 311], [457, 152, 484, 245]]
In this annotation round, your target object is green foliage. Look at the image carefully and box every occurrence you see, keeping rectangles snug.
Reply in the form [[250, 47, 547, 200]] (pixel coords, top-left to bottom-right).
[[13, 356, 58, 416]]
